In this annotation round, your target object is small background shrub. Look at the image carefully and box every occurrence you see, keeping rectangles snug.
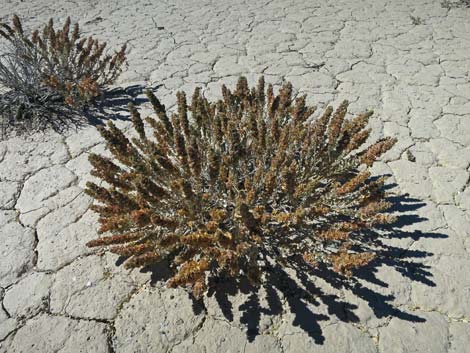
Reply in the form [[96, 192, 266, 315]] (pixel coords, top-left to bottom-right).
[[86, 77, 396, 299], [441, 0, 470, 8], [0, 15, 127, 133]]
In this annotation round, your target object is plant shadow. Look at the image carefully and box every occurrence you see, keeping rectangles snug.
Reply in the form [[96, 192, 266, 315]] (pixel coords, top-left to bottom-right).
[[83, 84, 163, 126], [0, 83, 160, 139], [129, 185, 445, 344]]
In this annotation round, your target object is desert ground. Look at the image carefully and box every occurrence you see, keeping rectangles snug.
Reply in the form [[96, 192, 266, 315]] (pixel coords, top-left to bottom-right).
[[1, 0, 470, 352]]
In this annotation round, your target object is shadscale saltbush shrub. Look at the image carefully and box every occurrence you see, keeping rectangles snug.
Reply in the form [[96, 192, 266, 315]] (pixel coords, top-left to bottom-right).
[[86, 77, 397, 299], [0, 15, 126, 128]]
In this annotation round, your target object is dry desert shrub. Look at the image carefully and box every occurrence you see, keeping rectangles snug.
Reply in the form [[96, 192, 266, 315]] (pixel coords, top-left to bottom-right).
[[0, 15, 126, 130], [86, 77, 397, 299], [441, 0, 470, 8]]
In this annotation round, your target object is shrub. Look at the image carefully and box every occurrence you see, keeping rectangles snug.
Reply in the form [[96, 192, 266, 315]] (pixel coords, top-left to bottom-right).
[[85, 77, 397, 299], [441, 0, 470, 9], [0, 15, 127, 128]]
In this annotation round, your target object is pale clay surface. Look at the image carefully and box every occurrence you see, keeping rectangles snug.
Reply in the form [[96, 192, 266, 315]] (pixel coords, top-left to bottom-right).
[[0, 0, 470, 352]]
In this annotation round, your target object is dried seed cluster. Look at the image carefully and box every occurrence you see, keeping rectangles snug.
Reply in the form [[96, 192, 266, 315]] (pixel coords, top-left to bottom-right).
[[86, 77, 397, 298], [0, 15, 126, 126]]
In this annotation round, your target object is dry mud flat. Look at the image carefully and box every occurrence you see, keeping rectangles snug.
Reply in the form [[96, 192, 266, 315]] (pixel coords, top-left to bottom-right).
[[1, 0, 470, 352]]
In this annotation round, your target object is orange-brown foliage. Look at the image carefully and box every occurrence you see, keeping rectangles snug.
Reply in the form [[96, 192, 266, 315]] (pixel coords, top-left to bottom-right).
[[86, 77, 396, 298]]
